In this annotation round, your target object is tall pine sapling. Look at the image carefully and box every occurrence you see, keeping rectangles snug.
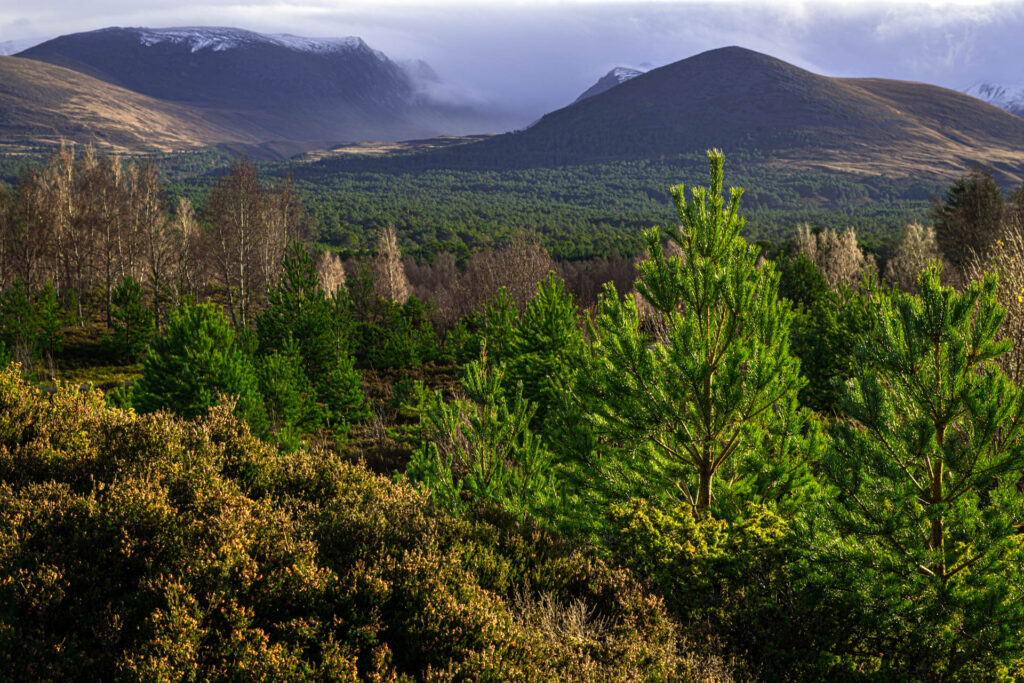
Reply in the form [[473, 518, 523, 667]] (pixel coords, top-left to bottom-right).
[[582, 150, 811, 514], [507, 272, 583, 430], [407, 348, 555, 521], [821, 264, 1024, 677]]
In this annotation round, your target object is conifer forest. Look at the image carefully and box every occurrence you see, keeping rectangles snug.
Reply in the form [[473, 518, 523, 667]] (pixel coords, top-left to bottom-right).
[[3, 144, 1024, 682]]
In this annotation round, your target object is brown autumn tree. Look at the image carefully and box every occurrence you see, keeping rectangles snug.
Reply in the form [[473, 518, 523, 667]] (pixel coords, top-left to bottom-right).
[[793, 224, 874, 288], [883, 223, 944, 294]]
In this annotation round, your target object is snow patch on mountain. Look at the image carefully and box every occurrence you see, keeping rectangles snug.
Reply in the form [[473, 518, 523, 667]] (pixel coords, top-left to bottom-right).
[[964, 82, 1024, 118], [574, 65, 650, 103], [607, 67, 645, 83], [134, 27, 369, 55]]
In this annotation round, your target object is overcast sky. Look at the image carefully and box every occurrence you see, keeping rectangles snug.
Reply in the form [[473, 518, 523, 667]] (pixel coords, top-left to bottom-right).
[[2, 0, 1023, 124]]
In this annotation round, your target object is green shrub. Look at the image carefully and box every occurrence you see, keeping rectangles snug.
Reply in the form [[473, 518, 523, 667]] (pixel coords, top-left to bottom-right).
[[0, 365, 724, 681], [406, 353, 555, 521]]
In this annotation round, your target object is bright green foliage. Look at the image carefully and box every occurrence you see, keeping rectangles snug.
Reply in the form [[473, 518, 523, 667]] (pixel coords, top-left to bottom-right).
[[780, 257, 875, 414], [446, 287, 521, 368], [507, 272, 583, 429], [0, 280, 64, 363], [354, 296, 442, 369], [256, 243, 367, 425], [109, 276, 154, 362], [481, 287, 519, 364], [406, 352, 555, 520], [133, 302, 266, 428], [256, 335, 325, 448], [0, 366, 716, 681], [582, 151, 812, 514], [821, 264, 1024, 678]]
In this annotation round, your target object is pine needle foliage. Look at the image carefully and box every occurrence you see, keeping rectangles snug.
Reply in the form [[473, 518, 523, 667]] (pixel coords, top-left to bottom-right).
[[822, 264, 1024, 677], [582, 150, 812, 514], [407, 349, 555, 521]]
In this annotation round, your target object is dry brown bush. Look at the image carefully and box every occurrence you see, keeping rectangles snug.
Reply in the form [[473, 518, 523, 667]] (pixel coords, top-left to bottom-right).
[[794, 224, 875, 288], [884, 223, 944, 293], [963, 227, 1024, 382]]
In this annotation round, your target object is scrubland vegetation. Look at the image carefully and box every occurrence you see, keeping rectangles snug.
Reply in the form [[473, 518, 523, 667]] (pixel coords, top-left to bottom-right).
[[2, 146, 1024, 681]]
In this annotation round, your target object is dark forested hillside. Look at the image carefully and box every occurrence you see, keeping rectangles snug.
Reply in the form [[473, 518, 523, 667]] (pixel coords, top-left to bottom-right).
[[283, 46, 1024, 181]]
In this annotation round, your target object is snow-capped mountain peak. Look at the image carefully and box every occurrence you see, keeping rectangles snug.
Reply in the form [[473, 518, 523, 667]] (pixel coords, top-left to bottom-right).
[[133, 27, 367, 55], [963, 82, 1024, 118], [574, 65, 649, 103]]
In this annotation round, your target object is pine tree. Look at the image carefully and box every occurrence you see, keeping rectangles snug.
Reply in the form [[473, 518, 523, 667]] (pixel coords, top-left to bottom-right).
[[507, 272, 583, 430], [582, 150, 811, 514], [109, 276, 154, 362], [133, 302, 265, 429], [256, 243, 367, 425], [407, 351, 555, 520], [932, 166, 1005, 274], [821, 264, 1024, 676]]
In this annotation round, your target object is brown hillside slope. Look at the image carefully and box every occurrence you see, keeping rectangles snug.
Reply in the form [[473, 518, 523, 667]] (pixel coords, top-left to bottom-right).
[[0, 56, 262, 152]]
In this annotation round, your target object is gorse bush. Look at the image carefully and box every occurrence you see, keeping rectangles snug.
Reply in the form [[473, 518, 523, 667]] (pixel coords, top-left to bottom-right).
[[0, 366, 724, 681]]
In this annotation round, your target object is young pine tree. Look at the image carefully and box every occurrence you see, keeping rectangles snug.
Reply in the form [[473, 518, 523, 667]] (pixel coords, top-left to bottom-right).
[[133, 302, 265, 429], [256, 243, 367, 425], [109, 276, 154, 363], [582, 150, 812, 515], [507, 272, 583, 430], [406, 349, 555, 521], [821, 264, 1024, 678]]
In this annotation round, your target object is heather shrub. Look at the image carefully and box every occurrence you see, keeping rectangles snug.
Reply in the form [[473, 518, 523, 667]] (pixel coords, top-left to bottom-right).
[[0, 366, 722, 681]]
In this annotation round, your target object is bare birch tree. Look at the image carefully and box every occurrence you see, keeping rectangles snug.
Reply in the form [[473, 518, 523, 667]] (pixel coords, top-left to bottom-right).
[[884, 223, 943, 293], [372, 224, 410, 304]]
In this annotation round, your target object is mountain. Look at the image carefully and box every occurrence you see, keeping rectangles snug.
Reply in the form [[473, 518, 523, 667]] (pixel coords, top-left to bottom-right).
[[15, 26, 491, 147], [0, 56, 263, 151], [964, 82, 1024, 119], [370, 46, 1024, 183], [0, 38, 44, 56], [574, 67, 646, 103]]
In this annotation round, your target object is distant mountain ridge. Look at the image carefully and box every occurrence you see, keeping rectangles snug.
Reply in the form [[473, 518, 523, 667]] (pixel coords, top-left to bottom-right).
[[14, 26, 493, 149], [964, 82, 1024, 118], [574, 66, 647, 103], [342, 46, 1024, 184]]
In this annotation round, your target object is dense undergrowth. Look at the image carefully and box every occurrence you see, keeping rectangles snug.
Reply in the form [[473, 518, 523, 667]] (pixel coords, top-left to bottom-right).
[[0, 366, 730, 681]]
